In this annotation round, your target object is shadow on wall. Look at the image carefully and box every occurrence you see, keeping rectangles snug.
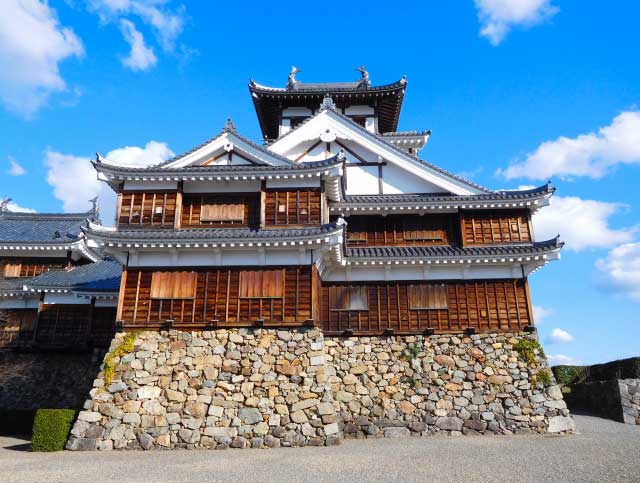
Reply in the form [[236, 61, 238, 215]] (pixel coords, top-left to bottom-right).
[[0, 349, 107, 435]]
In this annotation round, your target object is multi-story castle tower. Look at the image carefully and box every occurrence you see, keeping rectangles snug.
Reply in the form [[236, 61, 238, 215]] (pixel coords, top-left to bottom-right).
[[86, 67, 560, 335]]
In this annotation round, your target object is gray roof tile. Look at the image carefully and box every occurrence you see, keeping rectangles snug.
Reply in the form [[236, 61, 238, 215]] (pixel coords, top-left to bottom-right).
[[0, 211, 94, 243], [26, 260, 122, 292]]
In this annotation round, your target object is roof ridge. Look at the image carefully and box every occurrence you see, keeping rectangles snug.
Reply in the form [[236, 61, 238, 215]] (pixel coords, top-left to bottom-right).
[[0, 211, 93, 220], [249, 77, 407, 93]]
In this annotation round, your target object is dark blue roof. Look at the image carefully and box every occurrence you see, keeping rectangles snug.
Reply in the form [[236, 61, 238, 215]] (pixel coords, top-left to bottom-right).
[[26, 260, 122, 292], [0, 211, 94, 243]]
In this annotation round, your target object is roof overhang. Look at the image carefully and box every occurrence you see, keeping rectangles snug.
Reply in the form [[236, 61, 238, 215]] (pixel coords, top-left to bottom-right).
[[249, 78, 407, 141]]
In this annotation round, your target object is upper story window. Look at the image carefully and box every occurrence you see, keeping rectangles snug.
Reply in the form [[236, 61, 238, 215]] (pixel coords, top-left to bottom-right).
[[200, 202, 244, 223], [2, 260, 66, 278], [118, 191, 177, 228]]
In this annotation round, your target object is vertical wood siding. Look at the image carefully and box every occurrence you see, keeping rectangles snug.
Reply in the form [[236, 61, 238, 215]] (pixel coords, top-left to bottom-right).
[[341, 214, 458, 246], [32, 305, 116, 349], [461, 210, 532, 245], [181, 194, 260, 228], [264, 189, 321, 227], [121, 267, 313, 328], [118, 191, 177, 228], [1, 258, 67, 277], [319, 280, 531, 334]]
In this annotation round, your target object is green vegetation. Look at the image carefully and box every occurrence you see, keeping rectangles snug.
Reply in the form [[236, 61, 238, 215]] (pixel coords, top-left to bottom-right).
[[552, 365, 584, 385], [31, 409, 76, 452], [103, 332, 137, 387], [402, 343, 421, 361], [513, 338, 543, 366], [531, 369, 552, 387]]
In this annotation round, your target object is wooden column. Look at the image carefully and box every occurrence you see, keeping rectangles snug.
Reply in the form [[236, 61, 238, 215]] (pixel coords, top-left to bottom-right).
[[320, 180, 327, 225], [116, 268, 128, 322], [86, 296, 96, 348], [174, 181, 183, 229], [523, 276, 534, 326]]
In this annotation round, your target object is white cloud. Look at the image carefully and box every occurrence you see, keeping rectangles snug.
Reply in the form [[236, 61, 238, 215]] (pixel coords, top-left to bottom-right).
[[474, 0, 558, 45], [87, 0, 185, 53], [532, 305, 553, 323], [532, 195, 635, 251], [499, 111, 640, 180], [547, 354, 581, 366], [596, 242, 640, 302], [45, 141, 173, 225], [8, 157, 26, 176], [2, 200, 36, 213], [0, 0, 84, 117], [119, 19, 157, 71], [546, 328, 574, 344]]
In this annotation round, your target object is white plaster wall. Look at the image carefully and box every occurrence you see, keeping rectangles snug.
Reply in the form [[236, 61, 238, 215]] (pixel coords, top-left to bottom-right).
[[323, 264, 530, 282], [266, 179, 320, 189], [183, 180, 261, 193], [282, 107, 313, 116], [382, 163, 448, 194], [43, 293, 89, 305], [344, 105, 374, 115], [345, 165, 379, 195], [123, 181, 178, 191]]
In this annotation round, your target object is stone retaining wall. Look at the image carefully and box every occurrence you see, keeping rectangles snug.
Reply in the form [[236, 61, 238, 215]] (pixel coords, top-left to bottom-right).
[[67, 329, 574, 451], [565, 379, 640, 425]]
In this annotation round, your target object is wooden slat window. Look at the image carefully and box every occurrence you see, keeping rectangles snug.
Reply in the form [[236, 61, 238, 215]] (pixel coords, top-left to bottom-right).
[[329, 286, 369, 311], [200, 203, 245, 222], [3, 263, 21, 278], [118, 191, 177, 227], [239, 270, 284, 298], [150, 272, 197, 299], [408, 285, 448, 309]]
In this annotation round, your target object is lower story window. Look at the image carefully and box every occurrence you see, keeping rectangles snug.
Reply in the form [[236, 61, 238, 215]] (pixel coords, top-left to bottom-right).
[[408, 284, 448, 310], [150, 272, 197, 299], [329, 286, 369, 311], [239, 270, 284, 298]]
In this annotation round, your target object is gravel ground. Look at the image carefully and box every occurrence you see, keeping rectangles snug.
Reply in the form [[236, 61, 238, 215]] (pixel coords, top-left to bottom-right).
[[1, 415, 638, 483]]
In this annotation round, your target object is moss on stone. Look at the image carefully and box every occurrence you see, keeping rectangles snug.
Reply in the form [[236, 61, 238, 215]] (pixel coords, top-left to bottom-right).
[[513, 338, 543, 366], [103, 332, 137, 387]]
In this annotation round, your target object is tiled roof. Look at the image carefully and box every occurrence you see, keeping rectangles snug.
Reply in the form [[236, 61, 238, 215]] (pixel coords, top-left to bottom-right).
[[340, 183, 554, 204], [0, 211, 93, 243], [25, 260, 122, 292], [0, 276, 32, 293], [93, 154, 344, 174], [248, 78, 407, 94], [85, 222, 343, 242], [345, 238, 563, 259], [381, 130, 431, 137]]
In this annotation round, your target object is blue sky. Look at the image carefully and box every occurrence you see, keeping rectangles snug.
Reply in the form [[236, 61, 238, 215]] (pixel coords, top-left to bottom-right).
[[1, 1, 639, 365]]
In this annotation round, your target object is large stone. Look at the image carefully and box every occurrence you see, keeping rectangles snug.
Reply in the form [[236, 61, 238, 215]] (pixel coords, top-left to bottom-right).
[[165, 389, 186, 402], [138, 386, 161, 399], [137, 432, 154, 450], [239, 408, 263, 425], [67, 437, 97, 451], [434, 355, 456, 368], [436, 417, 463, 431], [78, 411, 101, 423]]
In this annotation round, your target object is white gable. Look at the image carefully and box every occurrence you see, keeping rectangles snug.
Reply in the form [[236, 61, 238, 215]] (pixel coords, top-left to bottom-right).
[[268, 110, 487, 195], [162, 131, 291, 168]]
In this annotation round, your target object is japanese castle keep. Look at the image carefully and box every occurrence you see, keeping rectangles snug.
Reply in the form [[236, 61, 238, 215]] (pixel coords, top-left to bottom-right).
[[1, 68, 575, 450]]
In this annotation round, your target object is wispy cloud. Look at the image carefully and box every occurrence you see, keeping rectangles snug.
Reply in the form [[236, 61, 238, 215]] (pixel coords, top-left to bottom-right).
[[532, 195, 635, 251], [119, 19, 157, 71], [498, 111, 640, 180], [546, 328, 574, 344], [547, 354, 582, 366], [7, 156, 26, 176], [532, 305, 553, 323], [474, 0, 558, 46], [0, 0, 84, 117], [45, 141, 173, 224], [596, 242, 640, 302]]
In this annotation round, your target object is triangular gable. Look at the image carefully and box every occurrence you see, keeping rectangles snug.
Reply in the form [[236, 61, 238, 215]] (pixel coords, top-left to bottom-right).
[[267, 109, 489, 195], [161, 130, 293, 169]]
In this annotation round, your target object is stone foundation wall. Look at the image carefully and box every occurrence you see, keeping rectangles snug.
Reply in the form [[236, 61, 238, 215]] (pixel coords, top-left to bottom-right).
[[68, 329, 574, 451]]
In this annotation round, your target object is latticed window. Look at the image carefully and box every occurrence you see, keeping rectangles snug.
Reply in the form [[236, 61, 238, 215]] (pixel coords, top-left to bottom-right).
[[3, 263, 21, 278], [329, 286, 369, 311], [200, 202, 244, 223], [239, 270, 284, 298], [408, 284, 448, 310], [150, 272, 197, 299]]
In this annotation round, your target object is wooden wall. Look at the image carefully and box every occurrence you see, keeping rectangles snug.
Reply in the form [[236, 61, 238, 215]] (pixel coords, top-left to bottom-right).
[[120, 266, 314, 328], [181, 194, 260, 228], [32, 305, 115, 349], [264, 189, 321, 227], [319, 279, 531, 335], [342, 214, 458, 246], [0, 309, 37, 348], [461, 210, 532, 245], [118, 191, 177, 228], [1, 258, 67, 278]]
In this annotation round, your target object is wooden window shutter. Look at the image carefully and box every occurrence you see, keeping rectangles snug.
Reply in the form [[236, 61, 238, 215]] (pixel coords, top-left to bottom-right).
[[329, 286, 369, 311], [3, 263, 22, 278], [151, 272, 197, 299], [408, 285, 448, 309], [200, 202, 244, 222], [239, 270, 284, 298]]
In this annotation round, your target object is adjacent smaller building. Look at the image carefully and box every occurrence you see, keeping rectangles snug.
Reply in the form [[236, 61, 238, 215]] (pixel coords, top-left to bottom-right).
[[0, 207, 120, 349]]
